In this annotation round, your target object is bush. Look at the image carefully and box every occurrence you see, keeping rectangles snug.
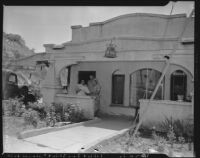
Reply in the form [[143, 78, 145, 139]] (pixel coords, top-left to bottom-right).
[[27, 102, 47, 120], [158, 116, 194, 142], [45, 105, 57, 127], [22, 109, 40, 128], [66, 104, 87, 123], [3, 98, 26, 117], [51, 102, 87, 123]]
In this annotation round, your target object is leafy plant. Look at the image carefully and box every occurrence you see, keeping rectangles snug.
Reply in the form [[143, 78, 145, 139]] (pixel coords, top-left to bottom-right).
[[167, 125, 176, 148], [51, 102, 87, 123], [67, 104, 86, 123], [178, 136, 185, 149], [43, 104, 57, 127], [22, 109, 40, 128], [151, 126, 167, 152], [158, 116, 194, 142], [3, 98, 26, 117], [27, 102, 47, 120]]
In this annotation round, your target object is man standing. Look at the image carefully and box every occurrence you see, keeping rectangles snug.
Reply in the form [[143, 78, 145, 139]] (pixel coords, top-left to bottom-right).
[[87, 75, 101, 115], [60, 67, 69, 93], [87, 75, 96, 95]]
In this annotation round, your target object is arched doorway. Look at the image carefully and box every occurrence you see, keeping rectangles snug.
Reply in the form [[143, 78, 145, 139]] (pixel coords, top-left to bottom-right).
[[129, 68, 164, 107], [170, 70, 187, 101]]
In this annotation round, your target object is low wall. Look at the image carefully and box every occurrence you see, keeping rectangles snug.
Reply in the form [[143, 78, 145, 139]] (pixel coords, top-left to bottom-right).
[[139, 99, 193, 126], [55, 94, 95, 119]]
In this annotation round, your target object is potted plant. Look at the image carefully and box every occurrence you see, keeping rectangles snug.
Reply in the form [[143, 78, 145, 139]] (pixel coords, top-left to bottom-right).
[[177, 94, 184, 101], [175, 85, 185, 101]]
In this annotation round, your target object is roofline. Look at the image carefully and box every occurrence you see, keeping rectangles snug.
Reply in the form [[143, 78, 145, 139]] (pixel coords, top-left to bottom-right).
[[71, 13, 187, 28], [42, 36, 180, 48], [13, 52, 48, 62], [90, 13, 186, 26]]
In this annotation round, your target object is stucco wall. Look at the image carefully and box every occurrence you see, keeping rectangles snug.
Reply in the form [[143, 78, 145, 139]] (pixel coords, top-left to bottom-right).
[[45, 38, 193, 55], [70, 61, 163, 116], [71, 14, 193, 42], [68, 60, 193, 117], [139, 99, 192, 126], [54, 94, 95, 119]]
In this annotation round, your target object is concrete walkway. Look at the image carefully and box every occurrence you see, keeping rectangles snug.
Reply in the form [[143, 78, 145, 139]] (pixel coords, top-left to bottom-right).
[[4, 118, 132, 153]]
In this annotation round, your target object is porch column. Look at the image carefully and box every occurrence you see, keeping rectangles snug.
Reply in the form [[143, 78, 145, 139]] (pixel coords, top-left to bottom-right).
[[40, 60, 59, 106]]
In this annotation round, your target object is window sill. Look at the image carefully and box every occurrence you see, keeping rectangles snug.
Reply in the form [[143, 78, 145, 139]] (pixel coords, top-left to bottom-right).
[[110, 104, 136, 108]]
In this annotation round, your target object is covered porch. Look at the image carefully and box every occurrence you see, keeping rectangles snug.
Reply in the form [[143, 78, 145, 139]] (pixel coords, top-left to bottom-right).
[[40, 53, 96, 119]]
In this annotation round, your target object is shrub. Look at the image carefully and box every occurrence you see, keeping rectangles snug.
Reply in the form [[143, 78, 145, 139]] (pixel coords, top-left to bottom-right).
[[167, 125, 176, 148], [51, 102, 87, 123], [3, 98, 26, 117], [22, 109, 40, 128], [27, 102, 47, 120], [45, 105, 57, 127], [158, 116, 194, 142], [64, 104, 87, 123], [51, 102, 65, 121]]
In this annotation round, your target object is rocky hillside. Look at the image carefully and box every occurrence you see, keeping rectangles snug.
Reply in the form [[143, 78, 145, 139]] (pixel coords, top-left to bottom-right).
[[3, 32, 35, 67]]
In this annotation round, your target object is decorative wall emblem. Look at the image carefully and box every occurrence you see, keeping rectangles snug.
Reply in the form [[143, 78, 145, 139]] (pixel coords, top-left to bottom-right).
[[105, 40, 117, 58]]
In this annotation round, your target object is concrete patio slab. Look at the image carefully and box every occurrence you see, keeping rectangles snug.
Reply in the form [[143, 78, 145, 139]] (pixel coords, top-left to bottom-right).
[[5, 118, 133, 153]]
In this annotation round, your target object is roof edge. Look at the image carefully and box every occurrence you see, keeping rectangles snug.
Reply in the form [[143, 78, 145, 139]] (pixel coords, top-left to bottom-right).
[[89, 13, 187, 26]]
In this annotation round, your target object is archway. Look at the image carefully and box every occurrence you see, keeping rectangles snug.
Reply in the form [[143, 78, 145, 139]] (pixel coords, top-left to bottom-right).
[[129, 68, 164, 107]]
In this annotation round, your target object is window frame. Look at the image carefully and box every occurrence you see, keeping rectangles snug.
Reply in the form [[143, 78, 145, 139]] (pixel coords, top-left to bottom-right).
[[111, 74, 125, 106], [170, 70, 187, 101], [129, 68, 164, 107]]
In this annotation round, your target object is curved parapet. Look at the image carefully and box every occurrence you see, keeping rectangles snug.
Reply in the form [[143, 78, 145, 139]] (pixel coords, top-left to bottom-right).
[[71, 13, 192, 42]]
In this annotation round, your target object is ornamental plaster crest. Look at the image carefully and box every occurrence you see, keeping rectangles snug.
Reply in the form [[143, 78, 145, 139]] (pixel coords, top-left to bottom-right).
[[105, 39, 117, 58]]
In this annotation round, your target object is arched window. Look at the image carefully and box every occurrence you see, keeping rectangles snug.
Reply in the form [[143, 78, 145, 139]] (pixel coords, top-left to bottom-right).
[[111, 70, 125, 105], [171, 70, 187, 101], [130, 68, 164, 107]]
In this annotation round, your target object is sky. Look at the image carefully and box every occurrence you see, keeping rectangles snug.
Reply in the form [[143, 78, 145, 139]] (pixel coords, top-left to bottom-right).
[[3, 1, 194, 53]]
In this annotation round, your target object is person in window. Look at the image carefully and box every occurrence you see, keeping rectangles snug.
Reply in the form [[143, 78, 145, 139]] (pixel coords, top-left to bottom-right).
[[60, 67, 69, 94], [76, 80, 90, 96]]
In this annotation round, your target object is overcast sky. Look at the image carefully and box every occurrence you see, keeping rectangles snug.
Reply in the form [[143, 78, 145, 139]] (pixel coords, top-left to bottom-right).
[[3, 1, 194, 53]]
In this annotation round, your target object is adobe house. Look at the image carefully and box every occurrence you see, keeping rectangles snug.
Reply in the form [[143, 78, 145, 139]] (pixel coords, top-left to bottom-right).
[[33, 13, 194, 122]]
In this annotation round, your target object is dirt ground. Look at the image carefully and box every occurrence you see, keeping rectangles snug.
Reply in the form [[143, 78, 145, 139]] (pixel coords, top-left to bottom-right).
[[86, 131, 194, 157], [3, 116, 46, 137]]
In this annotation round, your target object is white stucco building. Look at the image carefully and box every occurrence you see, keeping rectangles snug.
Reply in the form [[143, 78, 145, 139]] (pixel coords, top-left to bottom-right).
[[15, 13, 194, 124]]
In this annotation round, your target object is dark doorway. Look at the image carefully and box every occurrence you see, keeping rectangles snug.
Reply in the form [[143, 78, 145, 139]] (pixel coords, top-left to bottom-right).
[[78, 71, 96, 84], [171, 70, 187, 101], [67, 66, 71, 84], [112, 74, 125, 105]]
